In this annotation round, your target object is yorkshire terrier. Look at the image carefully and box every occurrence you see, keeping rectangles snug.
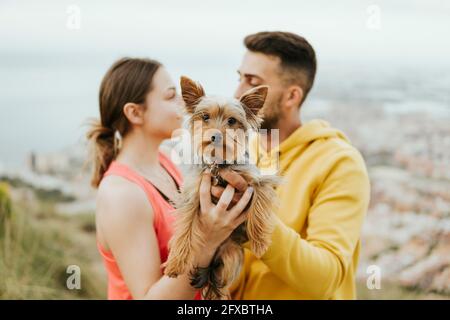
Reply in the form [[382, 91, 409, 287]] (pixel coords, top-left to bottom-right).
[[163, 76, 279, 300]]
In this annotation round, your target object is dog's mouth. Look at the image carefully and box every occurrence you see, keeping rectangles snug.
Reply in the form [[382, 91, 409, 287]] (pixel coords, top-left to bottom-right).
[[199, 140, 231, 165], [197, 137, 247, 165]]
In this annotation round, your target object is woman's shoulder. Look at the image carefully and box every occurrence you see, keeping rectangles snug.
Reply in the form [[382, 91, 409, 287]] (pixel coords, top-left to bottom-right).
[[96, 175, 155, 252], [97, 175, 154, 222]]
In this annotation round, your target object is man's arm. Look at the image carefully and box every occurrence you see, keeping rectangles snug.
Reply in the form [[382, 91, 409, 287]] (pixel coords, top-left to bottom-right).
[[260, 150, 370, 299]]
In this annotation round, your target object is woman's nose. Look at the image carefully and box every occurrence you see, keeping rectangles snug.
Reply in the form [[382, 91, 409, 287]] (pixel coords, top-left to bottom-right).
[[175, 95, 184, 110]]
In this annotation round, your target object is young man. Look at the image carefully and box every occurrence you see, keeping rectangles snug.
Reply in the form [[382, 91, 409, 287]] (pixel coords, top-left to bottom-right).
[[230, 31, 370, 299]]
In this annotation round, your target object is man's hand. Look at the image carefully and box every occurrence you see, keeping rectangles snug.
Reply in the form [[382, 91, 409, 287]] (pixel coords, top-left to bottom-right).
[[210, 168, 248, 207]]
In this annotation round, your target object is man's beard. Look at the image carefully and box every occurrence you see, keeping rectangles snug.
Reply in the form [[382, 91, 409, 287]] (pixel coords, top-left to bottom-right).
[[260, 117, 278, 130], [260, 95, 282, 130]]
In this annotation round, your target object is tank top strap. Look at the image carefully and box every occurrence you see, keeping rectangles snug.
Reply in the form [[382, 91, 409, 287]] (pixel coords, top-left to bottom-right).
[[158, 151, 183, 188]]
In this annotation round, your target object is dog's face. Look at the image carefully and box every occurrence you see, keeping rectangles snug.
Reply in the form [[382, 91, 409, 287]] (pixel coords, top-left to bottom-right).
[[180, 76, 268, 164]]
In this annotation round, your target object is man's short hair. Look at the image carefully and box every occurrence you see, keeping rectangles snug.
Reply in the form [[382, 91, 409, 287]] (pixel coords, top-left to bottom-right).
[[244, 31, 317, 104]]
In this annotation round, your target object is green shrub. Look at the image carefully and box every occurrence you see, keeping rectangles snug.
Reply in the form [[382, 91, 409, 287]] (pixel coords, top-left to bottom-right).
[[0, 182, 12, 223]]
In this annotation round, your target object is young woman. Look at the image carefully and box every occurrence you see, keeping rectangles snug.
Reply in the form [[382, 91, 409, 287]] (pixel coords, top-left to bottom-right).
[[87, 58, 253, 299]]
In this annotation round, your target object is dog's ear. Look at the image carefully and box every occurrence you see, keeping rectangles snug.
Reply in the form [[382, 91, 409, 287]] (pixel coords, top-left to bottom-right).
[[239, 85, 269, 116], [180, 76, 205, 113]]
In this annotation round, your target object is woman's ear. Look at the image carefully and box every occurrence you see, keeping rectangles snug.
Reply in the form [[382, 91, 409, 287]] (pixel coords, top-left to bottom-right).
[[123, 102, 145, 125]]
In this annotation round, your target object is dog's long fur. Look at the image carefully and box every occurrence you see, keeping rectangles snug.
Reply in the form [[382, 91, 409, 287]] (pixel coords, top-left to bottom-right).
[[163, 76, 279, 299]]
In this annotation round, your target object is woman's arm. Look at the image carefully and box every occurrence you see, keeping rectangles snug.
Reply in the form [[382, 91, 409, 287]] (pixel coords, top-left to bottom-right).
[[98, 176, 204, 299], [97, 173, 253, 299]]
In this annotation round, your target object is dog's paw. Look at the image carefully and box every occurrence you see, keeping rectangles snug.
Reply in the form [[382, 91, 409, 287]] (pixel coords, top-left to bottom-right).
[[189, 266, 211, 289]]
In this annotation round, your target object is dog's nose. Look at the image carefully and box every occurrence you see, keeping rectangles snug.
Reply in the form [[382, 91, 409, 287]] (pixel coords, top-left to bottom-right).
[[211, 133, 222, 143]]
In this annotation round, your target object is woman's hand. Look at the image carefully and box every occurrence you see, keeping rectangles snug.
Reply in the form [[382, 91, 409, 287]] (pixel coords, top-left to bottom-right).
[[198, 172, 253, 254]]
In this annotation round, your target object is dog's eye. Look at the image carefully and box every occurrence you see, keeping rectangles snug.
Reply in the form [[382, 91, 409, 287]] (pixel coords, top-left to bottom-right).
[[202, 114, 209, 122], [227, 117, 236, 125]]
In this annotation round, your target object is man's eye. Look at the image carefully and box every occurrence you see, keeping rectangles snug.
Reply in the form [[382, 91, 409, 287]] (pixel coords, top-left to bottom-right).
[[245, 78, 257, 87], [202, 114, 210, 122], [227, 117, 236, 125]]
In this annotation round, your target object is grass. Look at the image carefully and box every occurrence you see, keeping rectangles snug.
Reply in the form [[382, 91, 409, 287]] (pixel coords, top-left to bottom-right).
[[0, 182, 106, 299]]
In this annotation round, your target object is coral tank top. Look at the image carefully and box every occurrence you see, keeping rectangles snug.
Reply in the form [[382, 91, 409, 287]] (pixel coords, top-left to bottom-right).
[[97, 151, 201, 300]]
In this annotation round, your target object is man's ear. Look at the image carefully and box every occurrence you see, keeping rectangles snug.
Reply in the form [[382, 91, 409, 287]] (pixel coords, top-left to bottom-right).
[[239, 85, 269, 116], [123, 102, 145, 125], [285, 85, 304, 109], [180, 76, 205, 113]]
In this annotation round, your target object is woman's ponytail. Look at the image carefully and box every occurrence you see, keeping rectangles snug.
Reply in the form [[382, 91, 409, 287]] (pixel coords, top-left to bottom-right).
[[87, 120, 116, 188]]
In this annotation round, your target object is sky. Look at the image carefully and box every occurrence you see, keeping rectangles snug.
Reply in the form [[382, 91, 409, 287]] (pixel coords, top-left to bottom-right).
[[0, 0, 449, 166], [1, 0, 450, 66]]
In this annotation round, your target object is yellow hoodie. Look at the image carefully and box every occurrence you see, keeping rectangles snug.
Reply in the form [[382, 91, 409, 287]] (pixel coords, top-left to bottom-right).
[[230, 119, 370, 300]]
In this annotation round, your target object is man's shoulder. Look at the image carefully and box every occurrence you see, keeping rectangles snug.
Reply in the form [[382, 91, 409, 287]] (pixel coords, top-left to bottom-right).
[[294, 130, 368, 177], [326, 135, 364, 160]]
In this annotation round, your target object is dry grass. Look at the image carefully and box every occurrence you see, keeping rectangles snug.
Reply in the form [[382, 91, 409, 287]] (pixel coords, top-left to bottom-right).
[[0, 182, 106, 299]]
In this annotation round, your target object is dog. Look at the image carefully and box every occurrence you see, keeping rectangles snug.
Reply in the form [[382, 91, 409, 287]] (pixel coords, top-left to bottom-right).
[[163, 76, 279, 299]]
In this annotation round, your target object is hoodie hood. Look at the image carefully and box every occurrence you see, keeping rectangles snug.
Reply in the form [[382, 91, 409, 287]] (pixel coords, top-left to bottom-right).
[[254, 119, 350, 174], [279, 119, 349, 153]]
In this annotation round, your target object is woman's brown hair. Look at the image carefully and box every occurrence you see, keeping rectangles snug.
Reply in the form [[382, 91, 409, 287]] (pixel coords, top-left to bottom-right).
[[87, 57, 161, 187]]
